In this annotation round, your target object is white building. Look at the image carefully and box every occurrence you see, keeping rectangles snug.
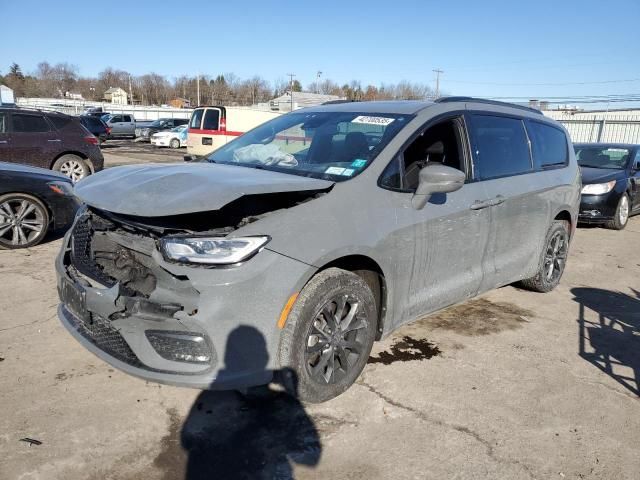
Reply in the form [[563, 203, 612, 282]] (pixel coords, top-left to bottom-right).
[[103, 87, 128, 105], [268, 92, 344, 112]]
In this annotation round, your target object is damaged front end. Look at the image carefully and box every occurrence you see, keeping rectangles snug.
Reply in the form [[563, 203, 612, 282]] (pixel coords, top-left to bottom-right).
[[58, 207, 209, 372], [56, 188, 326, 387]]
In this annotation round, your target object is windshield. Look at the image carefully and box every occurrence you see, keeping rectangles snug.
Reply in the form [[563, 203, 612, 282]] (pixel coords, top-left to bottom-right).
[[171, 126, 186, 132], [206, 111, 412, 181], [575, 146, 631, 169]]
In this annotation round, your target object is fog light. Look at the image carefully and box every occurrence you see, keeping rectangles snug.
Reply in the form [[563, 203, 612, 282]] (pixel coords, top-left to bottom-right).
[[582, 210, 601, 217], [145, 330, 212, 364]]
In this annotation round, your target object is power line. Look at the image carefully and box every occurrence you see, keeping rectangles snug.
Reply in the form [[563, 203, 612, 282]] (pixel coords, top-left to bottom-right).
[[445, 77, 640, 87]]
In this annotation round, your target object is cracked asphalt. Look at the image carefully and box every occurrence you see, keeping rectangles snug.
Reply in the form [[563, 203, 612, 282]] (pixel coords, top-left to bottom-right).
[[0, 147, 638, 479]]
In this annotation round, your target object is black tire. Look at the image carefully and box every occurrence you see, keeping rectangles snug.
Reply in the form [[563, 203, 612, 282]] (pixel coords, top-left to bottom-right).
[[520, 220, 569, 293], [278, 268, 377, 403], [605, 193, 630, 230], [169, 138, 180, 149], [0, 193, 50, 249], [52, 154, 90, 183]]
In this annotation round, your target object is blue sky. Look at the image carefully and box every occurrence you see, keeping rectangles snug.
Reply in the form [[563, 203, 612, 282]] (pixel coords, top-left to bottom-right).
[[1, 0, 639, 106]]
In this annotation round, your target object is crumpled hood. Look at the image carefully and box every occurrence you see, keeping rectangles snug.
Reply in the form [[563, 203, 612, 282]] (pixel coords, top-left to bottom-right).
[[74, 162, 333, 216], [579, 166, 626, 185]]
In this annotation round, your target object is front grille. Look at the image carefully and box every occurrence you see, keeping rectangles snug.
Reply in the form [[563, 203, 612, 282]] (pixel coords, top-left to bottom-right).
[[71, 215, 117, 287], [65, 307, 143, 368]]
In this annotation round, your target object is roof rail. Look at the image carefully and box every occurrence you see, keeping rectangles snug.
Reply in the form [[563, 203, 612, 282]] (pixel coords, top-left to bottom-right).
[[321, 99, 358, 105], [435, 96, 542, 115]]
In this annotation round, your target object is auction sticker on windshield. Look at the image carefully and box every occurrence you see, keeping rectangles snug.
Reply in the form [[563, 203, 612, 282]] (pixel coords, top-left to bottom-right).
[[351, 116, 395, 126]]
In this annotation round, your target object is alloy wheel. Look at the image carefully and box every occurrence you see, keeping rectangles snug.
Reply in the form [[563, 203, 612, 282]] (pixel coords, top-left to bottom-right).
[[543, 230, 568, 283], [59, 159, 87, 182], [619, 195, 629, 225], [305, 294, 368, 385], [0, 198, 46, 246]]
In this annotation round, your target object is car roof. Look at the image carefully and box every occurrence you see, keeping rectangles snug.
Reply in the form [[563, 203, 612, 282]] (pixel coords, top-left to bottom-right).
[[303, 100, 434, 115], [574, 142, 639, 149]]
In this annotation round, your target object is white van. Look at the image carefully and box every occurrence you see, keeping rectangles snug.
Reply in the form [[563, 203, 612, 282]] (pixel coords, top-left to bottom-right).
[[187, 106, 281, 156]]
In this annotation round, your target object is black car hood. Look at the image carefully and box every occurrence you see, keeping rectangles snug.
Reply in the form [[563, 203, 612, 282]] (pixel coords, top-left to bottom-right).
[[579, 167, 626, 184], [74, 162, 334, 216]]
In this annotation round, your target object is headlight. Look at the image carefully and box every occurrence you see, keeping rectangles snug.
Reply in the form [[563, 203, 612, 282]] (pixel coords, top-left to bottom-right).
[[160, 236, 269, 265], [581, 180, 616, 195], [47, 181, 75, 196]]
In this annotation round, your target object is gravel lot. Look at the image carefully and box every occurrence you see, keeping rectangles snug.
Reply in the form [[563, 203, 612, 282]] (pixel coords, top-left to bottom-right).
[[1, 143, 639, 479]]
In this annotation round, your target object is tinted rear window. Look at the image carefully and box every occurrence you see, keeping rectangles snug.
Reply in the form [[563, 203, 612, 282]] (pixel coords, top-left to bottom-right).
[[12, 114, 50, 133], [202, 109, 220, 130], [469, 114, 532, 180], [189, 109, 203, 129], [527, 121, 568, 168], [48, 115, 73, 129]]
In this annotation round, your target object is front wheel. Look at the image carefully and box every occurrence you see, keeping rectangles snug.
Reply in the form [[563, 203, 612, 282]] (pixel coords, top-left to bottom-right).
[[0, 193, 50, 249], [169, 138, 180, 149], [605, 193, 630, 230], [278, 268, 377, 403], [520, 220, 569, 293]]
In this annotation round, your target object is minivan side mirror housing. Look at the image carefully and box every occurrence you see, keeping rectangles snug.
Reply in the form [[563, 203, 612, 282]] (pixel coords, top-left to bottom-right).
[[412, 164, 466, 210], [184, 154, 196, 162]]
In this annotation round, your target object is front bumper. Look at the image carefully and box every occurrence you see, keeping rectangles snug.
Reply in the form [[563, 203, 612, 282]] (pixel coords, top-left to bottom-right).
[[150, 137, 171, 146], [55, 216, 312, 390], [578, 191, 619, 223]]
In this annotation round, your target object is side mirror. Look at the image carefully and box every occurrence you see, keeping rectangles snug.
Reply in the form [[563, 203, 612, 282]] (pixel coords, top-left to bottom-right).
[[184, 155, 196, 162], [412, 164, 465, 210]]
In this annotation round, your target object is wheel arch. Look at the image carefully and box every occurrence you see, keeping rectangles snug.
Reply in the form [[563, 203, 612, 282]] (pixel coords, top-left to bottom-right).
[[314, 254, 389, 340], [51, 152, 95, 174]]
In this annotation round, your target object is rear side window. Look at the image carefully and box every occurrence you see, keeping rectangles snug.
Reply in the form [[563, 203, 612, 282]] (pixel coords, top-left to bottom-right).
[[469, 114, 532, 180], [0, 113, 6, 133], [123, 115, 132, 122], [190, 109, 203, 129], [12, 114, 50, 133], [202, 109, 220, 130], [48, 115, 73, 130], [527, 121, 568, 168]]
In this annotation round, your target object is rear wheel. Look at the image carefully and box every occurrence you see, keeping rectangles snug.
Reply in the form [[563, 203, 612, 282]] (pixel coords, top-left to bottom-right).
[[605, 193, 630, 230], [53, 155, 89, 182], [520, 220, 569, 293], [278, 268, 377, 403], [169, 138, 180, 149], [0, 193, 49, 249]]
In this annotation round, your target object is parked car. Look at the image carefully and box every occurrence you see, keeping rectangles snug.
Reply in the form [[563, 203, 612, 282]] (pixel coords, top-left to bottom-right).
[[0, 162, 80, 248], [136, 118, 189, 142], [575, 143, 640, 229], [102, 113, 137, 138], [80, 115, 110, 144], [57, 98, 579, 402], [150, 125, 188, 149], [0, 107, 104, 182]]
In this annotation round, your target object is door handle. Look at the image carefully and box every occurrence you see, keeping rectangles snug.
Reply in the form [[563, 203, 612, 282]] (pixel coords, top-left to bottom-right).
[[0, 140, 7, 144], [47, 139, 61, 142], [470, 199, 493, 210], [471, 195, 505, 210]]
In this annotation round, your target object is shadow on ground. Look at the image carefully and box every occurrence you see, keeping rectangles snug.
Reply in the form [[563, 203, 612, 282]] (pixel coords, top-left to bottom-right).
[[154, 326, 321, 480], [572, 287, 640, 396]]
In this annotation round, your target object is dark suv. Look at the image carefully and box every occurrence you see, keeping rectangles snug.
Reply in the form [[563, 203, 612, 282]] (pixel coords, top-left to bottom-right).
[[0, 107, 104, 182]]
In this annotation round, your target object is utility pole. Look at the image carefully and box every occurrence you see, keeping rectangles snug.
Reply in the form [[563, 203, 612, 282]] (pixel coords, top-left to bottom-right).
[[287, 73, 296, 111], [197, 73, 201, 106], [128, 75, 133, 105], [433, 69, 443, 99], [316, 71, 322, 94]]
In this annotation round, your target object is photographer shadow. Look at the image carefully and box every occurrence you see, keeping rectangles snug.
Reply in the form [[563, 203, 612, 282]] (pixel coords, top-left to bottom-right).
[[572, 287, 640, 396], [177, 326, 321, 480]]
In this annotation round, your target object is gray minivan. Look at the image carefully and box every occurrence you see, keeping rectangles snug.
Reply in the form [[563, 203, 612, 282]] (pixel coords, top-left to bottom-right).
[[56, 98, 580, 402]]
